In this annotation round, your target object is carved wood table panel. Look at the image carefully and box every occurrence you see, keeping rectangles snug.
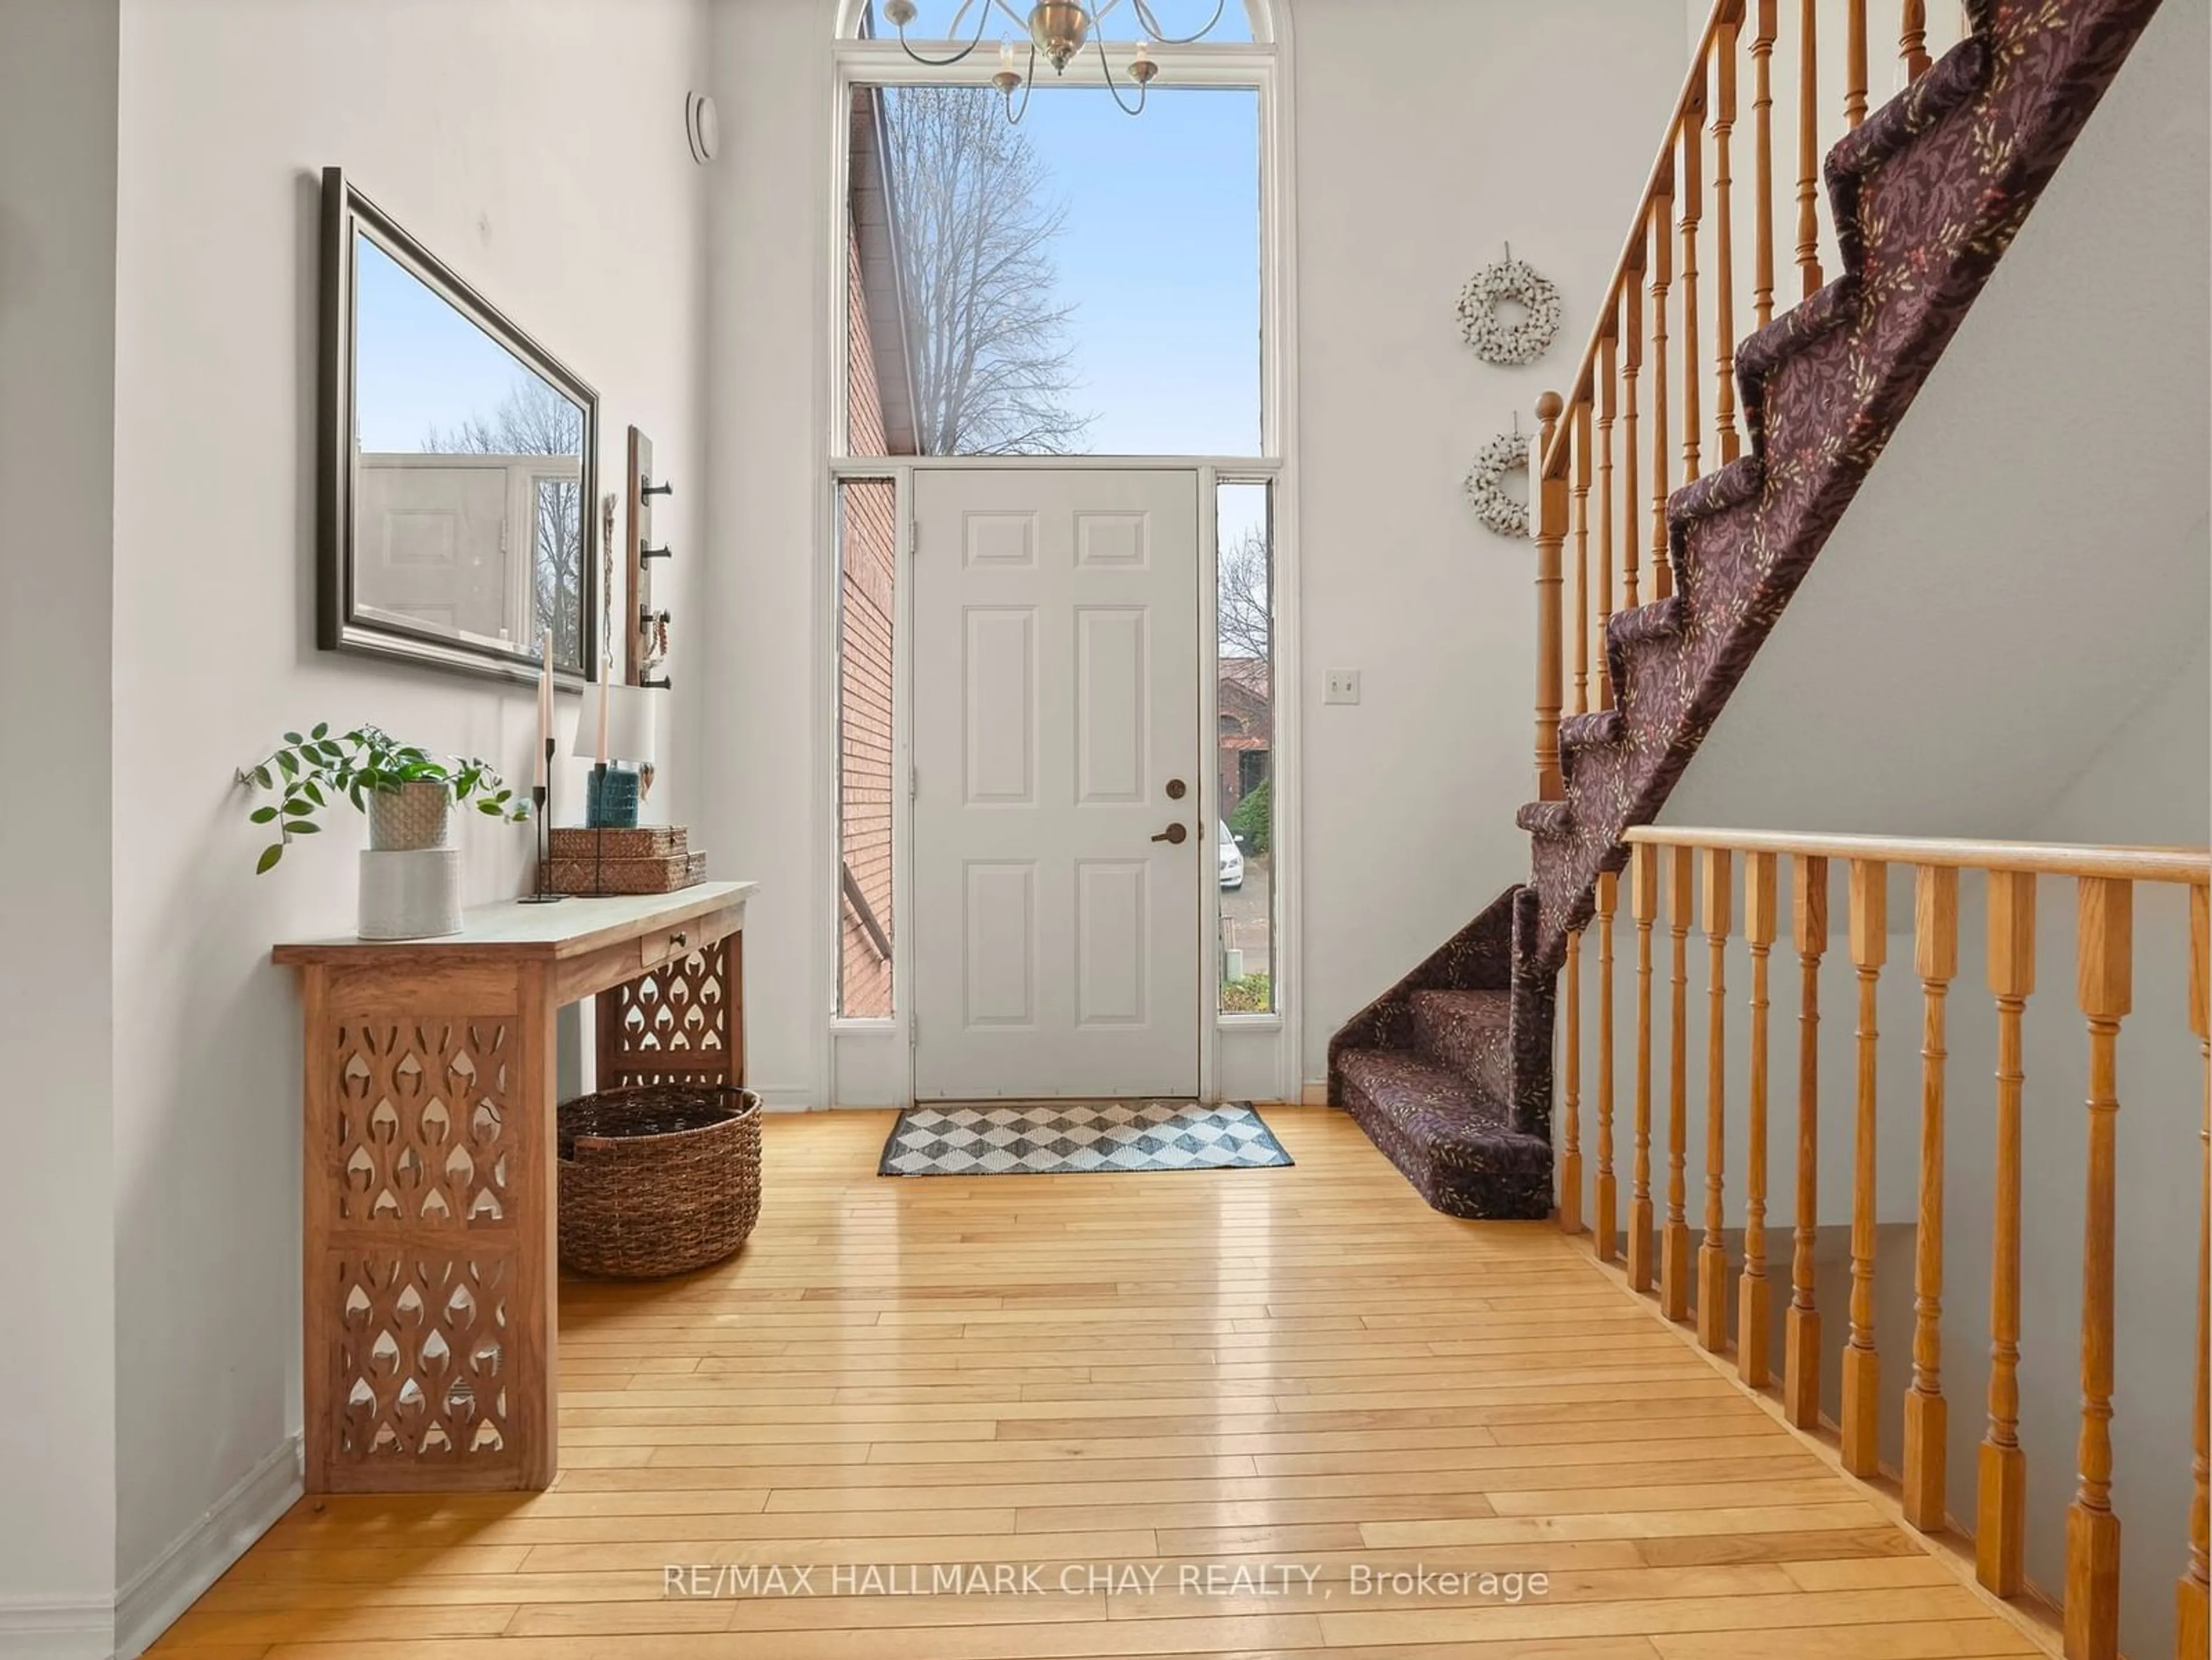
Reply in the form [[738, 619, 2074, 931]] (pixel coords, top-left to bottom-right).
[[274, 882, 755, 1494]]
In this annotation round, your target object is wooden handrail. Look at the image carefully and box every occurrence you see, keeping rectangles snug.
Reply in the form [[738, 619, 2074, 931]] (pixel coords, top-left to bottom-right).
[[1559, 818, 2209, 1656], [1540, 0, 1743, 481], [1625, 827, 2211, 885]]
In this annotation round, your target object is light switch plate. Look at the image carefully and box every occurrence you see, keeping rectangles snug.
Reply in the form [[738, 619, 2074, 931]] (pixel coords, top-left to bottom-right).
[[1324, 669, 1361, 705]]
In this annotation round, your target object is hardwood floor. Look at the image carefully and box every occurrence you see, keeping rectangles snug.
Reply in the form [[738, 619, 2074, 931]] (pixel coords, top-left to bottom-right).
[[151, 1106, 2047, 1658]]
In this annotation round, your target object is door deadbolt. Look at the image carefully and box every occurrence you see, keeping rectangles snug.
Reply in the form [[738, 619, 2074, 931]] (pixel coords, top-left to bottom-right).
[[1165, 778, 1187, 799], [1151, 823, 1189, 845]]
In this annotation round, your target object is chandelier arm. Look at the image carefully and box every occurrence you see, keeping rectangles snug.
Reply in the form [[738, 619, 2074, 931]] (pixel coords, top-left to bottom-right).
[[1095, 36, 1148, 116], [1003, 41, 1039, 122], [892, 0, 997, 69], [1127, 0, 1229, 46]]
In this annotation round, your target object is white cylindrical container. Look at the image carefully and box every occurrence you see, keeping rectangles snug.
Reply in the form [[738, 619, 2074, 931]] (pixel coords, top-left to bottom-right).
[[358, 847, 463, 940]]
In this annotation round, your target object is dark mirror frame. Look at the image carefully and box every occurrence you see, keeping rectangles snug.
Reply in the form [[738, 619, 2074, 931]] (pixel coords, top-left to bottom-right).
[[317, 166, 600, 689]]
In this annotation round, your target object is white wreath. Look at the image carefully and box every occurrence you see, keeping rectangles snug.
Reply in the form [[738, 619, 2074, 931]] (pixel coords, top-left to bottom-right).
[[1465, 430, 1531, 539], [1457, 255, 1563, 367]]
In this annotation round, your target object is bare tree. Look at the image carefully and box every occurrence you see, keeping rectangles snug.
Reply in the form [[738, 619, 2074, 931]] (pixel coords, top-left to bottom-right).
[[1217, 524, 1271, 663], [425, 376, 585, 665], [884, 85, 1092, 455]]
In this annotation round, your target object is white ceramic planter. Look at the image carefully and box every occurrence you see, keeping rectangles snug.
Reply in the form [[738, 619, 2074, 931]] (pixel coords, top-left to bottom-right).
[[358, 847, 463, 939]]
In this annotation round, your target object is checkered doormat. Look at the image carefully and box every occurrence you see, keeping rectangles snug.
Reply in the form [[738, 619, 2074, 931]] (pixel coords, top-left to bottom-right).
[[878, 1100, 1294, 1177]]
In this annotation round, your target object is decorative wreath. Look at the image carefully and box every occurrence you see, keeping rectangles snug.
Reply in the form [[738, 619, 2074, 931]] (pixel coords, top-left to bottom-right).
[[1465, 430, 1531, 539], [1457, 253, 1563, 367]]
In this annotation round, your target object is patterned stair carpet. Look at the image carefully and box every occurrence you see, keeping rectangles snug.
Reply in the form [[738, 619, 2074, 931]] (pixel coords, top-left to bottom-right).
[[1327, 886, 1553, 1221], [1333, 0, 2164, 1222], [1517, 0, 2164, 975], [877, 1100, 1293, 1177]]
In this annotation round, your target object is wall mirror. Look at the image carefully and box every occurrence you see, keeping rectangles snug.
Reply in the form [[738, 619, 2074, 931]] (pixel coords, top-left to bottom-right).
[[318, 166, 598, 685]]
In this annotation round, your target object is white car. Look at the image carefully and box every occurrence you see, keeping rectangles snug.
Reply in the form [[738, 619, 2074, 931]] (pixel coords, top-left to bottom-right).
[[1218, 820, 1245, 890]]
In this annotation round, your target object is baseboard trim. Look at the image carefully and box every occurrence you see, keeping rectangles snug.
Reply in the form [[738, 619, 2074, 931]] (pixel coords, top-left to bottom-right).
[[753, 1086, 820, 1113], [0, 1595, 112, 1660], [113, 1433, 302, 1660], [1300, 1079, 1328, 1106]]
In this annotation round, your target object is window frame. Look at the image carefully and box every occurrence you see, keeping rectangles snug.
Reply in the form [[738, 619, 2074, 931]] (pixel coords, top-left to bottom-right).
[[820, 1, 1302, 1106]]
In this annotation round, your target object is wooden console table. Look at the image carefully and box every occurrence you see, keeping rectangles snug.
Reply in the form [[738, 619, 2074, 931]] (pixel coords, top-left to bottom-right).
[[274, 881, 755, 1494]]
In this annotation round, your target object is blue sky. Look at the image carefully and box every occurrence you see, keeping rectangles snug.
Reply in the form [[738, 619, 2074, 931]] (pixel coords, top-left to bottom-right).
[[1009, 82, 1262, 457], [354, 236, 554, 452]]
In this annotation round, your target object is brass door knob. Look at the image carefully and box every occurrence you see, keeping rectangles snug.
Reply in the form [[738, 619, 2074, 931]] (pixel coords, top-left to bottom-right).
[[1150, 823, 1189, 845]]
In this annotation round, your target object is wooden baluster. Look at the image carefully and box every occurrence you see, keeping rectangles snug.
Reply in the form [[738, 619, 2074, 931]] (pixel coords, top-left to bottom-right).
[[1630, 844, 1660, 1293], [2182, 883, 2210, 1657], [1711, 3, 1742, 465], [1648, 175, 1675, 602], [1796, 0, 1825, 299], [1751, 0, 1778, 332], [1532, 392, 1565, 802], [1977, 869, 2033, 1596], [1595, 326, 1618, 711], [1620, 256, 1645, 613], [1678, 96, 1705, 491], [1845, 0, 1869, 128], [1740, 851, 1777, 1387], [1842, 858, 1885, 1479], [1698, 848, 1732, 1353], [1572, 398, 1593, 718], [1596, 871, 1620, 1263], [2065, 876, 2130, 1660], [1663, 844, 1695, 1321], [1900, 0, 1931, 81], [1903, 865, 1957, 1532], [1563, 926, 1584, 1235], [1785, 854, 1829, 1428]]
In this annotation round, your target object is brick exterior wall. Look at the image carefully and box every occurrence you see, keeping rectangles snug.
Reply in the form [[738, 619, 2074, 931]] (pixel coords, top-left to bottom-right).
[[839, 225, 897, 1016]]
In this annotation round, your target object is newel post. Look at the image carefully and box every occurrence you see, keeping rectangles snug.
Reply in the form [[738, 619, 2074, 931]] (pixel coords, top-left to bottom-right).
[[1533, 391, 1567, 801]]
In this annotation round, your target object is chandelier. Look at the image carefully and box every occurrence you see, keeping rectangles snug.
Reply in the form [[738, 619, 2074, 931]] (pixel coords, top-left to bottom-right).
[[881, 1, 1230, 119]]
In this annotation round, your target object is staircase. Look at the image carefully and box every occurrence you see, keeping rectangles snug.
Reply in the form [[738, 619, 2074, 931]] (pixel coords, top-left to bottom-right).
[[1329, 0, 2166, 1220], [1326, 887, 1552, 1218]]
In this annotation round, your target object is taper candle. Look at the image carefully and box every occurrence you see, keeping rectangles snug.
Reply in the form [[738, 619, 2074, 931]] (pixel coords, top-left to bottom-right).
[[596, 650, 611, 763], [534, 628, 552, 786]]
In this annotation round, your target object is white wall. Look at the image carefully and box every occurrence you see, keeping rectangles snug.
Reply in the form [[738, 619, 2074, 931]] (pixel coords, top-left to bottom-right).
[[103, 0, 709, 1646], [703, 0, 832, 1111], [1291, 0, 1684, 1087], [0, 3, 121, 1653]]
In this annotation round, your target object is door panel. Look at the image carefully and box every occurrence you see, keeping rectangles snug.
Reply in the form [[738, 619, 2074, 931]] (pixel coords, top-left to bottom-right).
[[913, 469, 1201, 1101]]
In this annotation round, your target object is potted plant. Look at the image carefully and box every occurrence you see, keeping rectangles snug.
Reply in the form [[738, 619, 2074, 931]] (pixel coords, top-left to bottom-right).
[[241, 724, 529, 873]]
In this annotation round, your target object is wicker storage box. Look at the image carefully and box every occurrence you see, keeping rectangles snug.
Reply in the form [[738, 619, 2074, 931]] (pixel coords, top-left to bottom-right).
[[549, 825, 688, 861], [547, 848, 707, 896], [557, 1085, 762, 1279]]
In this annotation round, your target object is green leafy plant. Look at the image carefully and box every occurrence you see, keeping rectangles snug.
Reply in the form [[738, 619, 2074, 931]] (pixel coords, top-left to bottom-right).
[[241, 723, 529, 873], [1220, 973, 1273, 1014], [1230, 776, 1272, 858]]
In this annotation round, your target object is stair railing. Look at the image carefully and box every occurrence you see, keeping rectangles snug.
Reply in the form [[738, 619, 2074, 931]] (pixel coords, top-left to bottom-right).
[[1531, 0, 1957, 801], [1558, 826, 2209, 1660]]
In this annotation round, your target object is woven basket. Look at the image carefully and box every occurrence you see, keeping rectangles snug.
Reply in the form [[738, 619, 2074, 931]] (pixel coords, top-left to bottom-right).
[[366, 780, 453, 851], [557, 1085, 762, 1279]]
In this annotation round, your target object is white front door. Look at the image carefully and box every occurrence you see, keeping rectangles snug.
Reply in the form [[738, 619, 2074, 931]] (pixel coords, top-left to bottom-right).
[[912, 468, 1203, 1101]]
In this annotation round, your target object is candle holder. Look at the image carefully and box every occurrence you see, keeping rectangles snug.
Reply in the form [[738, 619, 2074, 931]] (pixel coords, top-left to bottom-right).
[[520, 738, 567, 904]]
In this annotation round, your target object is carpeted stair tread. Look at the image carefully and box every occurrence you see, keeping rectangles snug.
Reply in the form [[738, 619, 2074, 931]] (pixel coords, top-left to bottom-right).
[[1559, 710, 1623, 753], [1333, 1049, 1551, 1222], [1407, 988, 1512, 1105], [1516, 800, 1574, 838], [1608, 596, 1685, 650]]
